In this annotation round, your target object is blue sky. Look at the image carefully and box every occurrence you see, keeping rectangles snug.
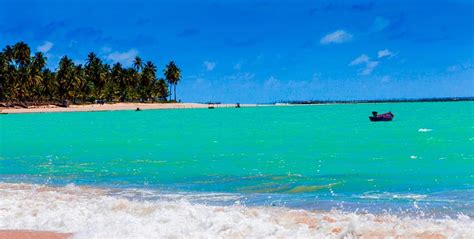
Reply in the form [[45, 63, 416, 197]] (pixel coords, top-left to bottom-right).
[[1, 0, 473, 103]]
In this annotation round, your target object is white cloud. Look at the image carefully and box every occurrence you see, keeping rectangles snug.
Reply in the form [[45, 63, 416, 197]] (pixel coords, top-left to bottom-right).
[[203, 61, 216, 71], [106, 49, 138, 66], [361, 61, 379, 75], [378, 49, 393, 58], [320, 30, 353, 44], [349, 54, 379, 75], [264, 76, 280, 88], [224, 72, 255, 81], [349, 54, 370, 65], [37, 41, 53, 53]]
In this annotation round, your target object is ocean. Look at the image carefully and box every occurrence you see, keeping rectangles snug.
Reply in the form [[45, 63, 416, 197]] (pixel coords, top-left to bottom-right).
[[1, 102, 473, 238]]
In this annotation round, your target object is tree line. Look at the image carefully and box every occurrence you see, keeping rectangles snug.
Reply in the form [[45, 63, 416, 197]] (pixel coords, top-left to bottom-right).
[[0, 42, 182, 105], [284, 97, 474, 105]]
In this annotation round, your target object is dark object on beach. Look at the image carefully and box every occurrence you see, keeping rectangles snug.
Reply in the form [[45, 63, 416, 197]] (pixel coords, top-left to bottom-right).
[[136, 107, 141, 111], [56, 100, 70, 108], [236, 103, 240, 108], [369, 111, 394, 121]]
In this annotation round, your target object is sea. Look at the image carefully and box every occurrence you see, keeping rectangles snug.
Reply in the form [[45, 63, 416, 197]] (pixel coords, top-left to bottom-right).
[[1, 102, 473, 238]]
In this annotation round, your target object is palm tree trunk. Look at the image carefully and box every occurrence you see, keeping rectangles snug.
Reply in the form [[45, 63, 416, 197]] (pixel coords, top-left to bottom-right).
[[174, 83, 177, 101], [168, 82, 171, 101]]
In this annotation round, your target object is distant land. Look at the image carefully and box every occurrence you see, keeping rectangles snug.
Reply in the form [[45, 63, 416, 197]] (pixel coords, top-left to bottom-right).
[[279, 96, 474, 105]]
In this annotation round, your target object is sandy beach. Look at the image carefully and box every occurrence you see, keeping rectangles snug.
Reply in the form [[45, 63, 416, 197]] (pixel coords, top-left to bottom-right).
[[0, 102, 266, 114]]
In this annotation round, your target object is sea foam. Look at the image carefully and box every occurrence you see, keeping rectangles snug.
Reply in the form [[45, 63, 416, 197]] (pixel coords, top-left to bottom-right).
[[0, 183, 473, 239], [418, 128, 432, 132], [359, 192, 428, 200]]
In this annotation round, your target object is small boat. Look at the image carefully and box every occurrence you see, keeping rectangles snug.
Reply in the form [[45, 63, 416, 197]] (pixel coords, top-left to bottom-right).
[[369, 111, 394, 122]]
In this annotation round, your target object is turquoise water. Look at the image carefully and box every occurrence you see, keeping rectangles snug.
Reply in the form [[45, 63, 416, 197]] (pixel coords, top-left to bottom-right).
[[1, 102, 473, 216]]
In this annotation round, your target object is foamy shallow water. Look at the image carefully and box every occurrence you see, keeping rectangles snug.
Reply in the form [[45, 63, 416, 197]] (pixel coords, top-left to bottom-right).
[[0, 183, 473, 238]]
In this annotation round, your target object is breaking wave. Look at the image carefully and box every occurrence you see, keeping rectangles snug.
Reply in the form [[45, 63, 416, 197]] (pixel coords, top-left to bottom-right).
[[358, 192, 428, 200], [1, 183, 473, 238]]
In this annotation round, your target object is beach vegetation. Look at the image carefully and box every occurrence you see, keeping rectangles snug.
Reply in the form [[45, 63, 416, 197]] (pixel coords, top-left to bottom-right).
[[0, 42, 174, 105]]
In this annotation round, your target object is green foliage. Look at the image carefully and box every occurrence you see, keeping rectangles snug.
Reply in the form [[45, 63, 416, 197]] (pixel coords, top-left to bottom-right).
[[0, 42, 177, 104], [163, 61, 182, 101]]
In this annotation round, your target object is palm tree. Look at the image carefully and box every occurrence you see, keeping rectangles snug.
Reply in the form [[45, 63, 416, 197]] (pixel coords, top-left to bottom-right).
[[56, 56, 76, 100], [154, 78, 168, 101], [163, 61, 181, 101], [85, 52, 107, 100], [71, 64, 86, 103], [125, 68, 139, 101], [132, 56, 143, 101], [133, 56, 142, 72], [42, 69, 57, 101], [102, 63, 114, 101], [12, 42, 31, 101], [2, 45, 14, 64], [32, 52, 46, 69], [86, 52, 98, 66], [1, 46, 15, 101], [30, 52, 47, 101], [1, 47, 19, 101], [140, 61, 156, 100], [13, 41, 30, 67], [111, 62, 125, 101], [0, 51, 8, 100]]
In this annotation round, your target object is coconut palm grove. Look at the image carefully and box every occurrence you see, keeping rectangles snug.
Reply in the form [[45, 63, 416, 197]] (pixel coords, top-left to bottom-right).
[[0, 42, 182, 105]]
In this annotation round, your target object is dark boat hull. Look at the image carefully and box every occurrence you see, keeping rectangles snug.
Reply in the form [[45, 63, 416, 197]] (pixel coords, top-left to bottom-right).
[[369, 116, 392, 121], [369, 112, 394, 122]]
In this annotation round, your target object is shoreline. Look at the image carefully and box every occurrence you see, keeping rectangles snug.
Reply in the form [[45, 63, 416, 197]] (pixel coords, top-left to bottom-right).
[[0, 102, 269, 114], [3, 100, 470, 115], [2, 100, 471, 115]]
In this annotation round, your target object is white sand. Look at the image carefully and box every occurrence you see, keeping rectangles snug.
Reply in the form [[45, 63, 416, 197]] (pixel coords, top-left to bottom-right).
[[0, 103, 266, 114]]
